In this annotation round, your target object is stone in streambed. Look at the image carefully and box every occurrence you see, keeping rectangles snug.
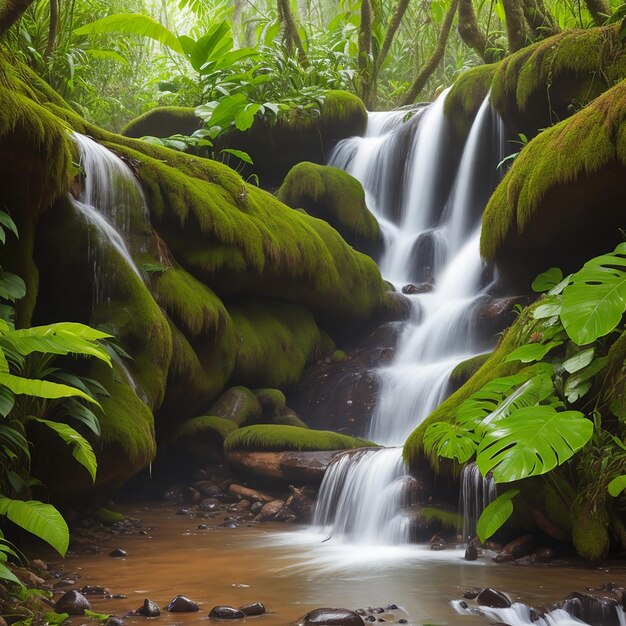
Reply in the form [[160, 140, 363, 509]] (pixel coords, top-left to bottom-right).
[[462, 588, 482, 599], [106, 618, 124, 626], [464, 543, 479, 561], [239, 602, 266, 616], [167, 595, 199, 612], [476, 588, 511, 609], [300, 608, 365, 625], [109, 548, 127, 558], [55, 590, 91, 615], [209, 605, 246, 619], [499, 534, 534, 559], [136, 599, 161, 617]]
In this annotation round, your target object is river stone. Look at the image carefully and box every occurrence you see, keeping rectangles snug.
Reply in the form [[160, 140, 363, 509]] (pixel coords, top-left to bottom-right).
[[462, 588, 482, 600], [464, 543, 479, 561], [239, 602, 266, 616], [137, 599, 161, 617], [80, 584, 111, 597], [105, 618, 124, 626], [108, 548, 127, 558], [534, 546, 556, 562], [301, 608, 365, 625], [55, 590, 92, 615], [476, 588, 511, 609], [499, 534, 534, 559], [256, 499, 284, 521], [167, 595, 199, 612], [209, 605, 246, 619]]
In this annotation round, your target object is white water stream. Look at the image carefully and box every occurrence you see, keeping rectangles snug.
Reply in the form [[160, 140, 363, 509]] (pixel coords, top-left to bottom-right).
[[314, 93, 506, 546]]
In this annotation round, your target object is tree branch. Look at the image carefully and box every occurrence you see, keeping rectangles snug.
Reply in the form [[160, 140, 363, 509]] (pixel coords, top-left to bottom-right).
[[0, 0, 36, 37], [458, 0, 504, 63]]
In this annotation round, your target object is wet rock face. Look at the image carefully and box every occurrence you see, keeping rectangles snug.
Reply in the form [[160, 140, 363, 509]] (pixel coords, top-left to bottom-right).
[[561, 586, 626, 626], [55, 590, 92, 615], [136, 598, 161, 617], [239, 602, 266, 616], [476, 588, 511, 609], [301, 608, 365, 625], [166, 595, 199, 612], [209, 605, 246, 619]]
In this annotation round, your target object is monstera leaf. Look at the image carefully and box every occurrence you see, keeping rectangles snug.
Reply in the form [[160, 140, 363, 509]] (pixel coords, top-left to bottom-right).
[[476, 406, 593, 483], [561, 242, 626, 345]]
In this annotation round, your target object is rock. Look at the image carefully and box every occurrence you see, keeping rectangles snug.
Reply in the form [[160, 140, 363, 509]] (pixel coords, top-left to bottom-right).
[[167, 595, 199, 612], [476, 588, 511, 609], [250, 501, 263, 515], [163, 486, 185, 504], [464, 543, 479, 561], [137, 599, 161, 617], [109, 548, 127, 558], [239, 602, 266, 616], [80, 584, 111, 597], [463, 588, 482, 599], [234, 500, 250, 511], [255, 499, 285, 522], [473, 296, 531, 341], [301, 608, 365, 625], [534, 546, 556, 562], [176, 508, 193, 516], [561, 590, 625, 626], [105, 618, 124, 626], [499, 534, 535, 559], [429, 535, 447, 551], [401, 282, 433, 295], [284, 485, 316, 522], [386, 605, 398, 610], [228, 484, 275, 503], [55, 591, 92, 615], [209, 386, 262, 426], [201, 497, 221, 510], [209, 605, 246, 619], [219, 521, 238, 528]]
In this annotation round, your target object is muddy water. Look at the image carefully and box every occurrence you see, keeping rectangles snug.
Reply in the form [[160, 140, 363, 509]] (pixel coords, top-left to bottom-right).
[[57, 504, 624, 626]]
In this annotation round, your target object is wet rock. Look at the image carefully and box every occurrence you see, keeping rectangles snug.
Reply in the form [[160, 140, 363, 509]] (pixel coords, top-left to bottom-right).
[[105, 618, 124, 626], [386, 605, 398, 610], [534, 546, 556, 562], [167, 595, 199, 612], [209, 605, 246, 619], [176, 507, 193, 516], [430, 536, 447, 551], [372, 608, 384, 614], [250, 501, 263, 515], [137, 599, 161, 617], [55, 590, 92, 615], [228, 484, 274, 504], [239, 602, 265, 616], [500, 534, 535, 559], [561, 590, 625, 626], [476, 588, 511, 609], [80, 584, 111, 597], [255, 499, 285, 522], [301, 608, 365, 625], [219, 521, 238, 528], [458, 601, 469, 610], [209, 386, 262, 426], [204, 485, 223, 498], [399, 620, 408, 624], [493, 552, 514, 563], [365, 617, 375, 622], [402, 282, 433, 295], [197, 524, 209, 530], [163, 486, 185, 504], [201, 498, 220, 511], [464, 543, 479, 561], [356, 609, 366, 616], [108, 548, 127, 558], [463, 588, 482, 600]]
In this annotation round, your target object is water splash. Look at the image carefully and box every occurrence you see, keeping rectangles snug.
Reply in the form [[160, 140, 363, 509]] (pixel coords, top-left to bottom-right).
[[460, 462, 496, 543]]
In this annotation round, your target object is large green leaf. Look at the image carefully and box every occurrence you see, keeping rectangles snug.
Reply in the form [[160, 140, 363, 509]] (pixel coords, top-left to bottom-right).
[[561, 242, 626, 345], [0, 562, 21, 585], [476, 489, 519, 542], [32, 418, 97, 482], [504, 341, 562, 364], [477, 406, 592, 483], [532, 268, 563, 293], [422, 421, 480, 463], [608, 475, 626, 497], [0, 372, 98, 404], [0, 273, 26, 302], [179, 21, 232, 72], [0, 497, 69, 556], [74, 14, 183, 54]]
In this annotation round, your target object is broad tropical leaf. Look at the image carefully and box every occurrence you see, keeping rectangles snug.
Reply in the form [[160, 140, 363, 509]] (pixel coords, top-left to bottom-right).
[[562, 348, 595, 374], [0, 497, 69, 556], [608, 475, 626, 497], [477, 406, 592, 483], [0, 562, 20, 585], [504, 341, 562, 364], [422, 421, 479, 463], [476, 489, 519, 542], [74, 14, 183, 54], [32, 418, 97, 482], [532, 268, 563, 293], [563, 356, 608, 402], [0, 372, 98, 404], [561, 242, 626, 345], [0, 273, 26, 302], [220, 148, 253, 164]]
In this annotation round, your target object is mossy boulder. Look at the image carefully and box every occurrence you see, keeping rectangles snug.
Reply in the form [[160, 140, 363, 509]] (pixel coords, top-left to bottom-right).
[[209, 386, 263, 426], [217, 90, 368, 187], [273, 414, 309, 428], [572, 505, 610, 561], [171, 415, 238, 459], [449, 352, 492, 389], [122, 106, 202, 139], [491, 24, 626, 135], [277, 162, 382, 257], [253, 389, 287, 417], [482, 78, 626, 289], [224, 424, 375, 452]]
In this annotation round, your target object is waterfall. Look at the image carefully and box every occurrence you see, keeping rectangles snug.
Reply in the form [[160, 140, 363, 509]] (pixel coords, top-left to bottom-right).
[[71, 132, 146, 302], [314, 93, 507, 545], [460, 463, 496, 543]]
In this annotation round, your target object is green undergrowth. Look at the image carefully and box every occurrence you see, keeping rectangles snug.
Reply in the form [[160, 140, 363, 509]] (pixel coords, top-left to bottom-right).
[[122, 106, 202, 138], [481, 78, 626, 262], [209, 386, 263, 426], [418, 507, 462, 531], [273, 414, 309, 428], [172, 415, 238, 443], [444, 63, 499, 136], [277, 162, 380, 254], [253, 388, 287, 416], [228, 301, 321, 388], [449, 352, 492, 388], [224, 424, 375, 452]]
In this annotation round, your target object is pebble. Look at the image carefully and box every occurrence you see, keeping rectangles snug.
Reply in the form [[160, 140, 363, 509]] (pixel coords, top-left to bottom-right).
[[209, 605, 246, 619], [136, 598, 160, 617], [239, 602, 266, 616], [54, 590, 92, 615], [108, 548, 127, 558], [166, 595, 199, 612]]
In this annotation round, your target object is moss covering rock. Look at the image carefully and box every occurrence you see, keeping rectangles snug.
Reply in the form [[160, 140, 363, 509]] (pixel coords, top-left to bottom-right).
[[224, 424, 375, 452], [122, 106, 202, 139], [253, 388, 287, 417], [209, 386, 263, 426], [171, 415, 238, 459], [277, 162, 381, 256]]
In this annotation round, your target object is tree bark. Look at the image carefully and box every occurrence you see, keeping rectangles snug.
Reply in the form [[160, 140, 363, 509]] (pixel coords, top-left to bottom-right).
[[0, 0, 36, 37], [523, 0, 560, 39], [584, 0, 611, 23], [358, 0, 373, 104], [277, 0, 309, 67], [44, 0, 60, 59], [457, 0, 504, 63], [376, 0, 411, 74], [502, 0, 530, 52], [400, 0, 459, 105]]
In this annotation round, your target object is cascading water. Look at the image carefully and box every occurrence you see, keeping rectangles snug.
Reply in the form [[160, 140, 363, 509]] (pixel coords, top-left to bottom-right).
[[314, 92, 507, 545], [71, 132, 146, 302], [460, 463, 496, 543]]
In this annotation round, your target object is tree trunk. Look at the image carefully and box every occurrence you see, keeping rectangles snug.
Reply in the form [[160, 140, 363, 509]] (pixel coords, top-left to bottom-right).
[[0, 0, 36, 37], [458, 0, 504, 63], [502, 0, 530, 52], [584, 0, 610, 23], [44, 0, 60, 60], [277, 0, 309, 67], [400, 0, 459, 105], [358, 0, 373, 104], [523, 0, 560, 39], [376, 0, 411, 74]]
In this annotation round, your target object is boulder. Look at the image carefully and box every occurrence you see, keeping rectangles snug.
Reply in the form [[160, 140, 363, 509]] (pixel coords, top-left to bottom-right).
[[209, 387, 263, 427], [209, 605, 246, 619], [476, 588, 511, 609], [167, 595, 199, 612], [498, 534, 535, 559], [239, 602, 266, 616], [228, 483, 275, 504], [55, 591, 91, 615], [300, 608, 364, 626], [255, 499, 285, 521], [136, 599, 161, 617]]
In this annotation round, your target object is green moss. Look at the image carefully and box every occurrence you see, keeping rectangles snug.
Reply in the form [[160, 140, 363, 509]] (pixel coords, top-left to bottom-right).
[[572, 505, 609, 560], [444, 63, 499, 137], [418, 507, 462, 531], [481, 78, 626, 263], [449, 352, 492, 388], [94, 507, 126, 524], [543, 482, 574, 536], [320, 329, 335, 354], [253, 388, 287, 417], [330, 350, 348, 363], [209, 386, 263, 426], [228, 301, 320, 388], [172, 415, 238, 442], [122, 106, 202, 138], [277, 162, 380, 255], [273, 414, 309, 428], [224, 424, 375, 452]]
